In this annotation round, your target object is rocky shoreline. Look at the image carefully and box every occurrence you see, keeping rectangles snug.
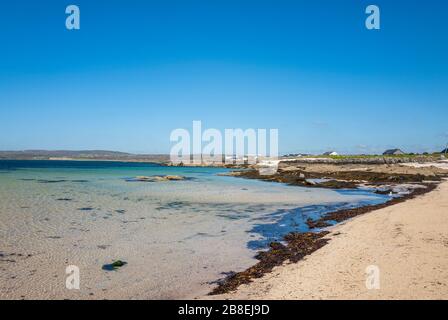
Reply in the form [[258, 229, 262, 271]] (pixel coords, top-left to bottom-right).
[[209, 162, 447, 295], [227, 168, 438, 189], [210, 182, 439, 295], [227, 160, 447, 190]]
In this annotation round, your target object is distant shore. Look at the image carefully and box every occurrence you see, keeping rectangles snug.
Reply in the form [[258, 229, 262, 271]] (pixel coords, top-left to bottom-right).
[[0, 157, 169, 164], [0, 150, 170, 164], [2, 150, 446, 167]]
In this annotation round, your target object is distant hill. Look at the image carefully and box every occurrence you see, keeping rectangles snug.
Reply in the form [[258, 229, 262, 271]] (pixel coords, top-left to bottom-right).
[[0, 150, 170, 163]]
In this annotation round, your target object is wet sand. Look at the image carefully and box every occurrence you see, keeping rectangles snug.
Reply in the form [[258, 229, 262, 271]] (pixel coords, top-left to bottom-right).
[[213, 179, 448, 300]]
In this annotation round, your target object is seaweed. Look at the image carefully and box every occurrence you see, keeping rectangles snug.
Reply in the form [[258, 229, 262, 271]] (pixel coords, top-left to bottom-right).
[[209, 231, 330, 295], [306, 183, 437, 229], [37, 180, 67, 184], [77, 207, 94, 211], [102, 260, 127, 271]]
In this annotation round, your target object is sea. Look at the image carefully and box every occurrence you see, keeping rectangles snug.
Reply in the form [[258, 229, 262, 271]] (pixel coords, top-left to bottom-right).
[[0, 160, 390, 299]]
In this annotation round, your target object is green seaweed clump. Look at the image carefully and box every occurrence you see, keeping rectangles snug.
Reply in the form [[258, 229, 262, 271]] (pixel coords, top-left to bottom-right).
[[102, 260, 127, 271]]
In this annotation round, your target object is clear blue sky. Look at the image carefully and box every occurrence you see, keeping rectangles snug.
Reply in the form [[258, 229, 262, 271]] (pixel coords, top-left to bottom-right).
[[0, 0, 447, 154]]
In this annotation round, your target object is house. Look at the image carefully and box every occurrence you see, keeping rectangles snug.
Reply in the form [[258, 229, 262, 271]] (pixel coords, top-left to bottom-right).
[[383, 149, 405, 155], [323, 151, 338, 156]]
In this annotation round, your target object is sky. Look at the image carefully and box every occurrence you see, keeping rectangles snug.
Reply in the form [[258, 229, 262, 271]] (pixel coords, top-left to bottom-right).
[[0, 0, 447, 155]]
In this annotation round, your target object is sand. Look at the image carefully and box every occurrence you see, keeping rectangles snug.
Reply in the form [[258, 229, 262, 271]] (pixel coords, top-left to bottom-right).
[[215, 179, 448, 300]]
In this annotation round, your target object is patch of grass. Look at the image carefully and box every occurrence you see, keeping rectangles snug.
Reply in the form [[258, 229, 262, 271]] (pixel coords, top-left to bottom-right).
[[302, 153, 441, 160]]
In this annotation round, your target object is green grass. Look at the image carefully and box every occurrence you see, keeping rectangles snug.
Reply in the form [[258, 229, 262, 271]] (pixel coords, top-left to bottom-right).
[[302, 153, 442, 160]]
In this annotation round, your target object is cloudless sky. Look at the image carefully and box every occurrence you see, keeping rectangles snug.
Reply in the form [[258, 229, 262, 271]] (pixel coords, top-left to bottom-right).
[[0, 0, 447, 154]]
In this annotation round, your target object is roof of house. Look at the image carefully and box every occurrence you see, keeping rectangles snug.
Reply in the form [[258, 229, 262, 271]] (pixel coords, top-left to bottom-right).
[[383, 149, 404, 155]]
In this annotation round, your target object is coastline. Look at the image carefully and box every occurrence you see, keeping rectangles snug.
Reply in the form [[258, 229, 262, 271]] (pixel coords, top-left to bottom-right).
[[0, 157, 169, 164], [1, 160, 375, 299], [1, 159, 447, 299], [210, 179, 448, 299]]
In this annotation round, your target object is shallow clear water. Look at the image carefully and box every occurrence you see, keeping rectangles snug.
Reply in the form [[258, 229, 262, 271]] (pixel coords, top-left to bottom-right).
[[0, 160, 390, 299]]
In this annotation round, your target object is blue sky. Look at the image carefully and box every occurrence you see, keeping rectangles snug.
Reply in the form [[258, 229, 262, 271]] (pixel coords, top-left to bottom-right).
[[0, 0, 447, 154]]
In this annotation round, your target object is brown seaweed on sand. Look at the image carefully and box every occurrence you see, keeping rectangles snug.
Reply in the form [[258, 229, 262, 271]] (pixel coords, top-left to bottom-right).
[[209, 231, 330, 295], [306, 183, 437, 229]]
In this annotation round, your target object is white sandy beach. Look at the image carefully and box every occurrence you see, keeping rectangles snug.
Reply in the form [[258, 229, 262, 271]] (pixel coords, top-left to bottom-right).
[[216, 179, 448, 300]]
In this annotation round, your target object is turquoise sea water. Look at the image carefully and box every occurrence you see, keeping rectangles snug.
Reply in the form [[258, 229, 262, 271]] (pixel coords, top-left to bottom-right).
[[0, 160, 390, 299]]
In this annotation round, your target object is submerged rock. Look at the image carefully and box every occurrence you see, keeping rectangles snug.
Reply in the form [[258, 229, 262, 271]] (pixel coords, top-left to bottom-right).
[[56, 198, 72, 201], [164, 175, 185, 181], [127, 175, 187, 182]]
